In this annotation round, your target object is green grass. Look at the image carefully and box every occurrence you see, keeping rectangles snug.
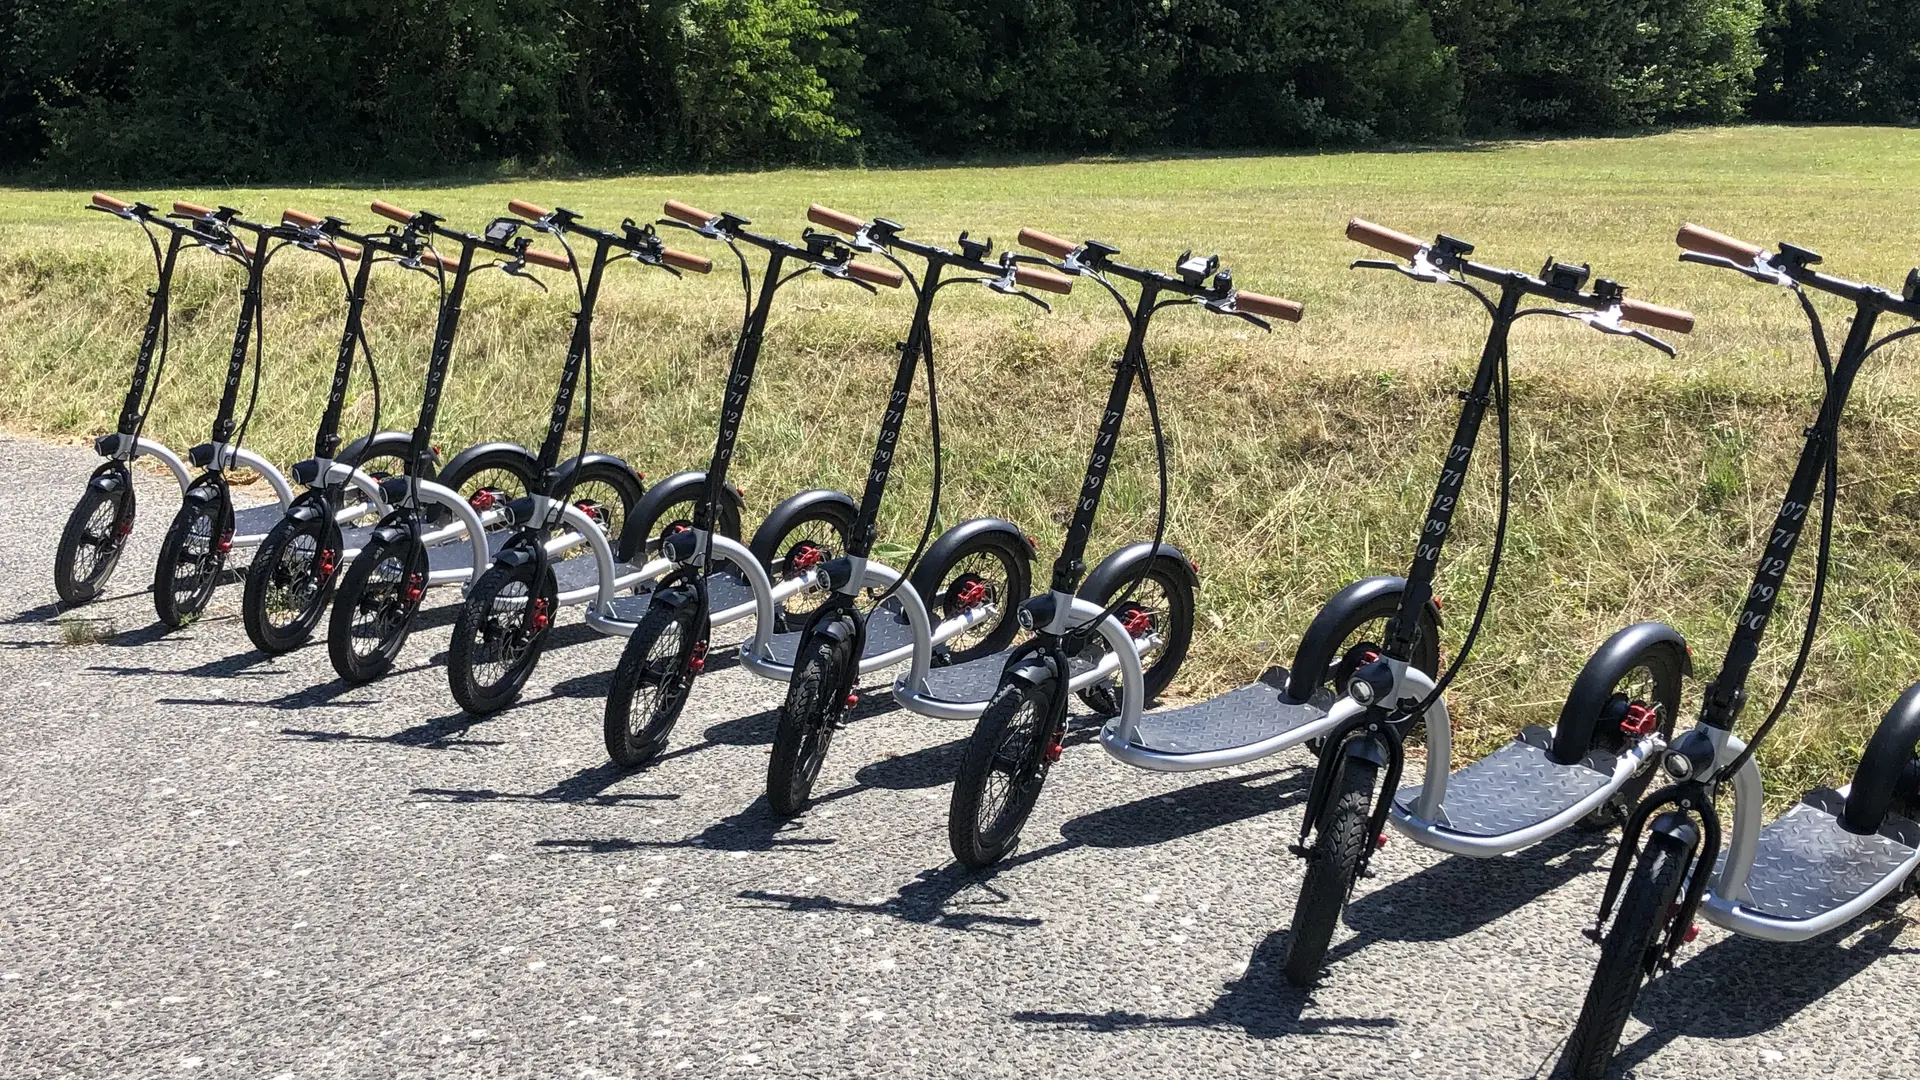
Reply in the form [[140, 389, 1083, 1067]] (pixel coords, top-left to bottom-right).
[[7, 125, 1920, 805]]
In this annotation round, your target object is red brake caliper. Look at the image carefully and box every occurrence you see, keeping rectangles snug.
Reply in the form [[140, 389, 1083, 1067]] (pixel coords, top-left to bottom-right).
[[528, 597, 551, 632], [403, 573, 425, 604], [954, 579, 989, 609], [790, 544, 826, 574], [1621, 702, 1659, 738], [1121, 607, 1154, 638], [688, 640, 708, 674], [216, 529, 234, 554], [317, 549, 337, 577], [469, 489, 498, 512]]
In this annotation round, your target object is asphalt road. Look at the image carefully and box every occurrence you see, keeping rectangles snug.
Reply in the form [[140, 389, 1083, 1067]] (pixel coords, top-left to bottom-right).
[[3, 431, 1916, 1080]]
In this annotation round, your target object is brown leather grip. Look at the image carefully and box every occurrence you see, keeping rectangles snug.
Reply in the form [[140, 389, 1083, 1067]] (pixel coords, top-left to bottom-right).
[[846, 260, 904, 289], [1676, 223, 1764, 264], [1236, 291, 1305, 323], [1346, 218, 1425, 259], [371, 199, 415, 225], [1014, 265, 1073, 295], [174, 201, 214, 218], [521, 247, 572, 271], [508, 199, 548, 221], [92, 193, 130, 212], [282, 207, 322, 228], [417, 249, 458, 271], [661, 248, 713, 274], [1619, 298, 1695, 335], [807, 203, 865, 236], [317, 240, 362, 263], [1018, 228, 1077, 259], [663, 199, 715, 226]]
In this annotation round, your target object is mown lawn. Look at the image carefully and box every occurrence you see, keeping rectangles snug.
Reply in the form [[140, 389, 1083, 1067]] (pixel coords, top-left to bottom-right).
[[5, 124, 1920, 805]]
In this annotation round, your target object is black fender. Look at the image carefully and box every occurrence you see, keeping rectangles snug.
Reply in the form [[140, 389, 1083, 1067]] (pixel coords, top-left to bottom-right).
[[1844, 682, 1920, 834], [286, 488, 333, 524], [87, 458, 133, 494], [630, 470, 747, 557], [340, 430, 438, 478], [749, 488, 857, 571], [908, 517, 1033, 605], [1284, 576, 1441, 704], [553, 453, 647, 557], [1079, 540, 1199, 600], [491, 529, 549, 571], [440, 441, 536, 488], [554, 452, 642, 495], [1549, 621, 1692, 766], [790, 595, 866, 701]]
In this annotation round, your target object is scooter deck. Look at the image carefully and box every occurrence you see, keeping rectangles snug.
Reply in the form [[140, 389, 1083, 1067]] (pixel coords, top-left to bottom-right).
[[763, 600, 916, 668], [425, 530, 511, 573], [1125, 669, 1325, 755], [1716, 790, 1919, 922], [915, 644, 1100, 707], [232, 503, 288, 534], [600, 569, 757, 624], [1394, 726, 1614, 837], [549, 552, 641, 594]]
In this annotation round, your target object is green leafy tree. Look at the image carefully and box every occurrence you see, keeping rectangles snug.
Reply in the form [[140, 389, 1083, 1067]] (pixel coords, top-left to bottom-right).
[[1753, 0, 1920, 122]]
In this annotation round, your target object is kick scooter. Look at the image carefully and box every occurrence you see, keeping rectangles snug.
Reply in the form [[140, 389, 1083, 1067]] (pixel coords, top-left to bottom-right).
[[146, 201, 403, 628], [751, 204, 1073, 814], [445, 198, 715, 714], [53, 195, 342, 607], [944, 228, 1305, 865], [239, 207, 446, 654], [1559, 225, 1920, 1079], [324, 200, 565, 683], [593, 198, 901, 767], [1278, 220, 1698, 986]]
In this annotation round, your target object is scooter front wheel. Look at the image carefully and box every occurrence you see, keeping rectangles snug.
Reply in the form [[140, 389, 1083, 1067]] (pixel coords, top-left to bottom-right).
[[243, 514, 336, 654], [153, 499, 225, 628], [603, 602, 700, 768], [327, 532, 425, 683], [54, 484, 132, 605], [1558, 832, 1690, 1079], [948, 672, 1060, 869], [1282, 755, 1377, 986], [448, 560, 557, 715], [766, 626, 855, 816]]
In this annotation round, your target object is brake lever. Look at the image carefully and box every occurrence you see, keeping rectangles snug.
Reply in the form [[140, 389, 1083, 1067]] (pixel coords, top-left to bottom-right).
[[1559, 308, 1677, 358], [821, 264, 878, 293], [985, 276, 1051, 312], [1352, 256, 1450, 284], [1679, 250, 1793, 288], [656, 216, 728, 243], [499, 259, 550, 292]]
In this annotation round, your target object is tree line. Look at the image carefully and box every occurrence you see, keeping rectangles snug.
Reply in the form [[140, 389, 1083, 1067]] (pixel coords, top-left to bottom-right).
[[1, 1, 1913, 181]]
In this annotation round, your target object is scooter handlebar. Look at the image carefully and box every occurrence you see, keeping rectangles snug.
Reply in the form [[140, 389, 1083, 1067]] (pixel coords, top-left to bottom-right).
[[173, 200, 214, 219], [1235, 290, 1304, 322], [1346, 218, 1425, 260], [371, 199, 416, 225], [520, 247, 572, 271], [282, 207, 323, 228], [1017, 227, 1077, 259], [91, 193, 131, 212], [661, 248, 713, 274], [807, 203, 865, 236], [1619, 298, 1695, 334], [1015, 266, 1073, 295], [846, 260, 904, 289], [1676, 223, 1764, 265], [664, 199, 716, 227], [508, 199, 549, 221]]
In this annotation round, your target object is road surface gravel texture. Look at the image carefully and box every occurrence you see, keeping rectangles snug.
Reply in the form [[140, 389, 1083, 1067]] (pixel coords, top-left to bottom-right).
[[1, 432, 1915, 1079]]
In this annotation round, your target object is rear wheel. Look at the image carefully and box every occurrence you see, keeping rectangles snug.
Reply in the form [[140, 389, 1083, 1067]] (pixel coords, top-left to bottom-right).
[[54, 484, 132, 605], [1282, 754, 1378, 987], [448, 559, 557, 714], [751, 501, 855, 632], [766, 626, 855, 816], [1580, 646, 1685, 826], [243, 513, 336, 654], [1558, 834, 1690, 1080], [924, 530, 1031, 665], [327, 532, 425, 683], [153, 498, 226, 628], [603, 602, 700, 767], [436, 449, 537, 529], [949, 673, 1060, 868], [1076, 554, 1196, 717]]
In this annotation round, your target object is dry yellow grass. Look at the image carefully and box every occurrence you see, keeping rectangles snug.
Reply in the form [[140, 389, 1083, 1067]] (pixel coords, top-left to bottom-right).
[[4, 125, 1920, 803]]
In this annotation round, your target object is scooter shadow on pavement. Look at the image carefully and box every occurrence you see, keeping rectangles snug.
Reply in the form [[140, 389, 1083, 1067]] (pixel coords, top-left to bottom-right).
[[1596, 914, 1915, 1078], [1316, 826, 1612, 979], [1014, 928, 1398, 1040], [739, 863, 1044, 937], [279, 703, 508, 751], [410, 761, 683, 807]]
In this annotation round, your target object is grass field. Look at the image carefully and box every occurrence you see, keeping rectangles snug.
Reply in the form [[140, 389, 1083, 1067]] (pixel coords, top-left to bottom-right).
[[5, 125, 1920, 805]]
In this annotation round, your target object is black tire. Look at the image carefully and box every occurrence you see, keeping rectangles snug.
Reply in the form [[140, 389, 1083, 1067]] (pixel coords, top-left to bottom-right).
[[1581, 645, 1686, 827], [626, 483, 744, 563], [750, 499, 855, 633], [766, 626, 856, 816], [242, 513, 337, 654], [1076, 553, 1196, 717], [327, 532, 425, 683], [434, 447, 537, 529], [603, 601, 700, 768], [336, 449, 410, 528], [553, 459, 644, 554], [447, 559, 558, 715], [153, 497, 226, 628], [923, 529, 1032, 666], [54, 484, 132, 605], [1282, 754, 1378, 986], [1557, 833, 1690, 1080], [948, 672, 1060, 868]]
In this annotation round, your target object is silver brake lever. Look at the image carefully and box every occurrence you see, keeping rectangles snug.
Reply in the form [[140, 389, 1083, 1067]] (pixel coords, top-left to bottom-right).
[[986, 276, 1051, 312], [1679, 250, 1793, 288], [1567, 307, 1676, 357]]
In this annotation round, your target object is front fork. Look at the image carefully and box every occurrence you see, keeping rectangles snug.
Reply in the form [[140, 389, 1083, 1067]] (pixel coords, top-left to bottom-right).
[[1592, 778, 1718, 971], [1293, 707, 1407, 879]]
